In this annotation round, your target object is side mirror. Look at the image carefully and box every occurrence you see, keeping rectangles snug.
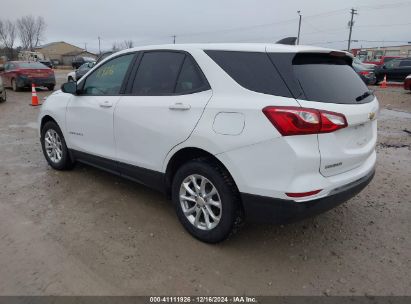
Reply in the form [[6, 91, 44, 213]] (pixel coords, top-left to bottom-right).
[[61, 81, 77, 94], [382, 65, 387, 69]]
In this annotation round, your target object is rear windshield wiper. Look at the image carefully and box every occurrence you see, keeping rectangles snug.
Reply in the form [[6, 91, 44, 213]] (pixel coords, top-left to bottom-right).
[[356, 90, 374, 102]]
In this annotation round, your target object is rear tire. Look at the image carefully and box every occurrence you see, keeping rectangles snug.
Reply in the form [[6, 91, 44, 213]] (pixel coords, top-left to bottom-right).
[[171, 158, 243, 243], [41, 121, 75, 170], [11, 79, 19, 92]]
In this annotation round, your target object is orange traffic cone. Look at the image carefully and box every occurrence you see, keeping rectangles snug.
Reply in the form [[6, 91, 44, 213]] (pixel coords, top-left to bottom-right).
[[380, 75, 387, 89], [31, 83, 40, 106]]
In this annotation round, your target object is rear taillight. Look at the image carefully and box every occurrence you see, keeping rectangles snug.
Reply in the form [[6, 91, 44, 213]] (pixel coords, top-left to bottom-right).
[[263, 106, 347, 136], [359, 71, 370, 76]]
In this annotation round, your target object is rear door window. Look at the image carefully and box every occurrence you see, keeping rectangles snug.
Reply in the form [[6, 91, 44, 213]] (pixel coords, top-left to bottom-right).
[[205, 50, 292, 98], [175, 56, 209, 94], [131, 51, 185, 95]]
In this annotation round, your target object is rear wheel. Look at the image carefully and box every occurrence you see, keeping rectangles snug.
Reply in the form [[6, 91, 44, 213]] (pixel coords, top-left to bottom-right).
[[172, 159, 243, 243], [11, 79, 19, 92], [41, 121, 74, 170]]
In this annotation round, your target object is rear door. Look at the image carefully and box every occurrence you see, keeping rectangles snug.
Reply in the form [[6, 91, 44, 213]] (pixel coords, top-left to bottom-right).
[[114, 51, 212, 175], [269, 51, 379, 177]]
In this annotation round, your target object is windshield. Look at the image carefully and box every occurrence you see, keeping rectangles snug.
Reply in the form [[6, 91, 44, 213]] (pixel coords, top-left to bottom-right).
[[16, 62, 49, 69]]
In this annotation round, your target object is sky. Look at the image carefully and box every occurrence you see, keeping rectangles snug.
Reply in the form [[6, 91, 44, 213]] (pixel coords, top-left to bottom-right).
[[1, 0, 411, 53]]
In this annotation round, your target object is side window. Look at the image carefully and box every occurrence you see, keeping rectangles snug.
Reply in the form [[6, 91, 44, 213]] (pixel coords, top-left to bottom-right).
[[399, 60, 411, 67], [132, 52, 185, 95], [81, 53, 134, 95], [4, 63, 9, 71], [175, 56, 209, 94]]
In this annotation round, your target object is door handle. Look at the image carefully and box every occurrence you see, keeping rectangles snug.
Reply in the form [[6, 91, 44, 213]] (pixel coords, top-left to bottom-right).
[[169, 102, 191, 111], [99, 100, 113, 108]]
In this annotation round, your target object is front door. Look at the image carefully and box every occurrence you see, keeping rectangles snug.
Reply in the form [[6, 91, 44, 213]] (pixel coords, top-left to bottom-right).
[[114, 51, 212, 176], [66, 53, 136, 162]]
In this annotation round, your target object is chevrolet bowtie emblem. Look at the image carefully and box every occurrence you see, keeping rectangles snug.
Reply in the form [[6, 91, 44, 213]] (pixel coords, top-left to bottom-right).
[[368, 112, 376, 120]]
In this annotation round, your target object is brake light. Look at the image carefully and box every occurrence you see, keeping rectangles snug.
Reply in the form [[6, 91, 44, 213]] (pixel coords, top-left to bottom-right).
[[262, 106, 347, 136], [359, 71, 370, 76]]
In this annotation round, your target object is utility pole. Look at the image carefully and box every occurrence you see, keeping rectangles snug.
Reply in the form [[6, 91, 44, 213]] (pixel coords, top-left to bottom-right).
[[98, 36, 101, 55], [297, 11, 302, 45], [347, 8, 358, 51], [172, 35, 176, 44]]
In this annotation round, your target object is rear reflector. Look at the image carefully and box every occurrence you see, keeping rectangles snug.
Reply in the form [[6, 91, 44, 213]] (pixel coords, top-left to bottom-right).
[[286, 189, 322, 198], [263, 106, 347, 136], [359, 71, 371, 76]]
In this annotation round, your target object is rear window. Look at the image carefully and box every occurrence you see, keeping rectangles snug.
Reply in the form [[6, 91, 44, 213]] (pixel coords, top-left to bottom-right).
[[205, 51, 292, 98], [16, 62, 49, 69], [288, 53, 373, 104]]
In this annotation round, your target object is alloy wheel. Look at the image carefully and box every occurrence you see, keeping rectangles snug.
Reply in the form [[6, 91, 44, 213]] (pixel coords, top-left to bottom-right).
[[44, 129, 63, 163], [179, 174, 222, 230]]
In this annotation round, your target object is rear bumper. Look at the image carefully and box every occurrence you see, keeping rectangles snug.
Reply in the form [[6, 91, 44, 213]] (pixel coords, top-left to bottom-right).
[[16, 76, 56, 88], [241, 168, 375, 224]]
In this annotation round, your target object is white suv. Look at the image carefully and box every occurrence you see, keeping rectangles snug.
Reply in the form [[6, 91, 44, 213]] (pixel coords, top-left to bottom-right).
[[38, 44, 378, 243]]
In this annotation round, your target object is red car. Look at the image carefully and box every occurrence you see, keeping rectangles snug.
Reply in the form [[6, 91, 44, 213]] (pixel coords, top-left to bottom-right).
[[405, 75, 411, 91], [364, 56, 402, 66], [1, 61, 56, 91]]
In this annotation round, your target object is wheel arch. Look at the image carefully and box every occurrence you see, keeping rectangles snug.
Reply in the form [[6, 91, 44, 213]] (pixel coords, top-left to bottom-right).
[[40, 115, 58, 132], [164, 147, 240, 200]]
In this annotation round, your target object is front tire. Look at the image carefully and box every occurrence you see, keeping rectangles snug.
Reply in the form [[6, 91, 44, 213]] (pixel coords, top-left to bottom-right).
[[172, 159, 243, 243], [0, 90, 6, 102], [41, 121, 74, 170]]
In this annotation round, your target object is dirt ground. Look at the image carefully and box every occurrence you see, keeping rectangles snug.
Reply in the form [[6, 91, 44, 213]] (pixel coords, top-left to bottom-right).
[[0, 70, 410, 296]]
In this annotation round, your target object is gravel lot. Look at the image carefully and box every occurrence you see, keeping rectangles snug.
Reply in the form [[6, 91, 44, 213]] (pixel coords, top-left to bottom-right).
[[0, 70, 410, 296]]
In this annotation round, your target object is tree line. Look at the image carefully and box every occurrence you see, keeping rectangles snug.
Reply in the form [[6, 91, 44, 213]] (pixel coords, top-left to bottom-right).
[[0, 15, 46, 59]]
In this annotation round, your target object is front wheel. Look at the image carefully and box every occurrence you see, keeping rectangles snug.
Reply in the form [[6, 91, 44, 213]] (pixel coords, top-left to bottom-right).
[[172, 159, 243, 243], [41, 121, 74, 170], [0, 90, 6, 102]]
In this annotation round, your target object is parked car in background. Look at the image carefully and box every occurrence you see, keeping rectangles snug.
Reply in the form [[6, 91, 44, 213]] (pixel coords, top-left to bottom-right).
[[39, 44, 378, 243], [353, 57, 375, 69], [39, 59, 53, 69], [364, 56, 402, 66], [375, 57, 411, 83], [1, 61, 56, 91], [71, 56, 96, 70], [404, 75, 411, 91], [353, 58, 376, 85], [0, 75, 6, 102], [72, 56, 95, 69], [67, 61, 95, 82]]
